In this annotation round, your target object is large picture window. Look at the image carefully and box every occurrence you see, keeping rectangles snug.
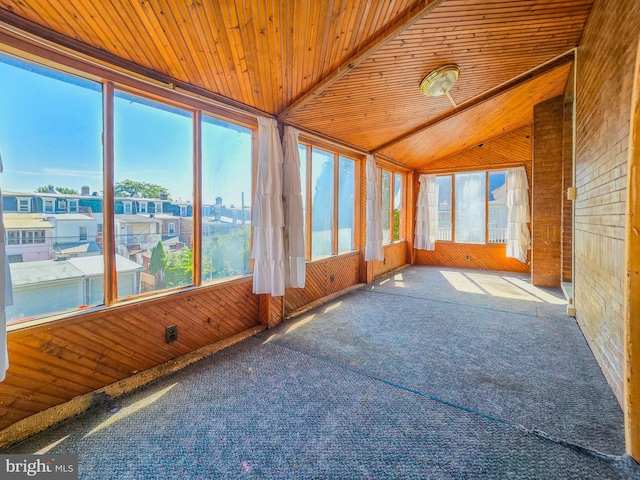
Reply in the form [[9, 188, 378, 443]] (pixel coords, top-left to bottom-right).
[[299, 142, 358, 260], [0, 51, 104, 323], [436, 170, 508, 245], [380, 168, 405, 244], [201, 115, 253, 282], [0, 49, 256, 325], [114, 90, 194, 297]]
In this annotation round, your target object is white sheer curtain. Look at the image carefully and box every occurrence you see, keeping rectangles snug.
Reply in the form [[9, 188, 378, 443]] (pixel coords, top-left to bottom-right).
[[282, 126, 305, 288], [414, 174, 438, 250], [364, 154, 384, 261], [0, 152, 11, 381], [251, 117, 285, 296], [505, 166, 531, 263]]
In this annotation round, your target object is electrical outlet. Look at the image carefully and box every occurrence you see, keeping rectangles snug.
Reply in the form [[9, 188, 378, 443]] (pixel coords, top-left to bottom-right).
[[465, 254, 471, 261], [165, 325, 178, 343]]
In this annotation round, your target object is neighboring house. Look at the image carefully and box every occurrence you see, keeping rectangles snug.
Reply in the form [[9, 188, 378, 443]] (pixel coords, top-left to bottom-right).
[[45, 213, 100, 259], [3, 213, 55, 262], [6, 254, 143, 323], [114, 214, 163, 264], [488, 183, 508, 243]]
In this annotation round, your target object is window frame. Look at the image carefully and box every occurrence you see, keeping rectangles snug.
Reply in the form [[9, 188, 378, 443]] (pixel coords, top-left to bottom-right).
[[379, 167, 406, 245], [0, 43, 259, 326], [435, 169, 508, 245], [298, 138, 361, 262]]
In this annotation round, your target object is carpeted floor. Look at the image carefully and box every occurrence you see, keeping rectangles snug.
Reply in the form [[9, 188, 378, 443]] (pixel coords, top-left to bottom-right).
[[3, 265, 639, 479]]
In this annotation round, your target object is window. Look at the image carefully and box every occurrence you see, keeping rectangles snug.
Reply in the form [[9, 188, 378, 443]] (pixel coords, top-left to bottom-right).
[[380, 168, 405, 243], [436, 176, 453, 241], [394, 173, 404, 241], [488, 172, 507, 243], [311, 149, 334, 259], [338, 156, 356, 253], [201, 115, 253, 282], [0, 48, 257, 325], [299, 142, 358, 260], [436, 170, 508, 245], [114, 90, 193, 296], [18, 198, 30, 212], [7, 231, 20, 245], [381, 170, 391, 243], [8, 254, 23, 263], [34, 230, 46, 244], [0, 51, 104, 323]]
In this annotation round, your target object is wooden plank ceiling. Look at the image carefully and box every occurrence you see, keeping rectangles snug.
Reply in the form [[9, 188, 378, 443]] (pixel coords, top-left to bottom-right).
[[0, 0, 593, 169]]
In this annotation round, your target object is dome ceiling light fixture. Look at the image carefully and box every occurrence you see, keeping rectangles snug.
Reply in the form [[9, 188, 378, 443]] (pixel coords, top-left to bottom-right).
[[420, 64, 461, 108]]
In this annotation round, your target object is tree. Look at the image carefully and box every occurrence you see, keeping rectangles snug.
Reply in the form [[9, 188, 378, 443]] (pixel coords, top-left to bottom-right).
[[115, 179, 169, 199], [149, 242, 165, 276], [35, 185, 79, 194], [163, 247, 193, 288]]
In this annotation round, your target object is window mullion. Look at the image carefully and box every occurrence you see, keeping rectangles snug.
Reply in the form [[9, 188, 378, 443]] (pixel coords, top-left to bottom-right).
[[103, 81, 116, 306], [333, 153, 339, 255]]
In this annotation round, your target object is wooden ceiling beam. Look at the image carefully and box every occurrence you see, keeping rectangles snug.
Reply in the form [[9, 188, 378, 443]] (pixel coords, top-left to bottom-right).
[[277, 0, 446, 122], [372, 49, 576, 154]]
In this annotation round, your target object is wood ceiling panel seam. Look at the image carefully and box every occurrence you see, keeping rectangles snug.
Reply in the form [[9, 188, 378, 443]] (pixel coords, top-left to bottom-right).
[[97, 0, 167, 73], [156, 0, 216, 93], [265, 0, 284, 113], [201, 0, 242, 101], [192, 3, 231, 96], [282, 0, 296, 110], [278, 0, 447, 120], [251, 0, 276, 113], [18, 0, 70, 38], [323, 0, 348, 78], [0, 2, 47, 29], [178, 0, 227, 95], [66, 2, 134, 66], [223, 1, 257, 109], [123, 0, 190, 81]]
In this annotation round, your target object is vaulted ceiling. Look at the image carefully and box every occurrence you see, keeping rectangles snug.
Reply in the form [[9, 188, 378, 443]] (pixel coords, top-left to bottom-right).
[[0, 0, 593, 169]]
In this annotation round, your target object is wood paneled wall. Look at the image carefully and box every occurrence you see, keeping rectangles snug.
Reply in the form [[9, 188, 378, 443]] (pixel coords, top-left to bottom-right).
[[415, 127, 532, 273], [1, 278, 261, 431], [415, 243, 529, 273], [372, 241, 409, 278], [284, 253, 361, 316], [573, 0, 640, 406]]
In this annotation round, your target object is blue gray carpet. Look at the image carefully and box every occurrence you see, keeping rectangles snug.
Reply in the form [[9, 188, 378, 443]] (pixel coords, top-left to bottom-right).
[[3, 266, 639, 479]]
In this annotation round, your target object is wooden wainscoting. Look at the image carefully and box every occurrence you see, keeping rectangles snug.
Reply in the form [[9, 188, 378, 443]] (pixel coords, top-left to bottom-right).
[[284, 252, 361, 316], [372, 241, 409, 279], [415, 242, 529, 273], [0, 277, 260, 431]]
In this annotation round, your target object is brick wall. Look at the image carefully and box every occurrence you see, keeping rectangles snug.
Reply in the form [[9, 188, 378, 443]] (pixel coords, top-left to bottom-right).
[[532, 96, 564, 287], [574, 0, 640, 405]]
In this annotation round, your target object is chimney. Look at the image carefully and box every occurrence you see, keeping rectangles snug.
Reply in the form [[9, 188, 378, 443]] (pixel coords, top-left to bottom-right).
[[81, 185, 90, 196]]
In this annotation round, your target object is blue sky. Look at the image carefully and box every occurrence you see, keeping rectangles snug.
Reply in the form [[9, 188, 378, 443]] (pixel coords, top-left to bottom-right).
[[0, 51, 252, 207]]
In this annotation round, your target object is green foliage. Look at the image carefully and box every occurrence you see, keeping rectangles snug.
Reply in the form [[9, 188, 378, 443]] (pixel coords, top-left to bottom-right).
[[202, 225, 251, 281], [115, 179, 169, 199], [393, 208, 401, 241], [36, 185, 79, 194], [163, 247, 193, 288], [149, 241, 165, 276]]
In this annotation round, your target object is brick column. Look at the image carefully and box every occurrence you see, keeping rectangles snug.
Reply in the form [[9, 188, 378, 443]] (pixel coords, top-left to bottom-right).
[[532, 96, 564, 287]]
